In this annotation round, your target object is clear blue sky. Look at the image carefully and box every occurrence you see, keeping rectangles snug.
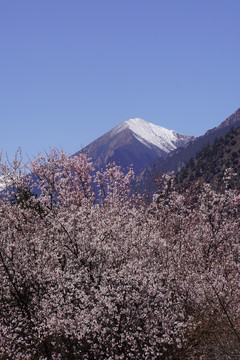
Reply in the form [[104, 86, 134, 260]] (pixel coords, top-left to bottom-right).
[[1, 0, 240, 162]]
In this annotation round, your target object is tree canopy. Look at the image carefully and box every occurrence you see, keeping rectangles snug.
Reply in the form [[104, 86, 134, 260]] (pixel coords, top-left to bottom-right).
[[0, 149, 239, 359]]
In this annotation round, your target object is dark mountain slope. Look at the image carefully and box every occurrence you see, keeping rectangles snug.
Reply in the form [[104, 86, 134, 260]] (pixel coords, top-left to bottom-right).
[[137, 108, 240, 191], [175, 126, 240, 191]]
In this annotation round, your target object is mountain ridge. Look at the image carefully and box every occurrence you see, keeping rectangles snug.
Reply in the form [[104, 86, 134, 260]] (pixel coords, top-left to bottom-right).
[[174, 125, 240, 191], [136, 107, 240, 192], [74, 118, 194, 175]]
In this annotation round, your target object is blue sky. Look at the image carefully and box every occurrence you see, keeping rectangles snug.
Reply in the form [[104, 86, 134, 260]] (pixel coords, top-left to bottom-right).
[[0, 0, 240, 162]]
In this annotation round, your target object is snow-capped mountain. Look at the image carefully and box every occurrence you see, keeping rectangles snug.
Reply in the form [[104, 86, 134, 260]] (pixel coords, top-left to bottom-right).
[[74, 118, 195, 175], [112, 118, 194, 153]]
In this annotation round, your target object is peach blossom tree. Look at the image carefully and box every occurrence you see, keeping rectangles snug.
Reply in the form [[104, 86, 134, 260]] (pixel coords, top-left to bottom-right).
[[0, 149, 239, 359]]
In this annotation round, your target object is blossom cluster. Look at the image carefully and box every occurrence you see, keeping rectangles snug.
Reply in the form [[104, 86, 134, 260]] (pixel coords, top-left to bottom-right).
[[0, 149, 239, 359]]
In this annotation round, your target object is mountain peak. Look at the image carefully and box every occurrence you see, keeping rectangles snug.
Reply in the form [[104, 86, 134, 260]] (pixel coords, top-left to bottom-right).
[[75, 117, 194, 176], [112, 117, 194, 153], [125, 117, 149, 126]]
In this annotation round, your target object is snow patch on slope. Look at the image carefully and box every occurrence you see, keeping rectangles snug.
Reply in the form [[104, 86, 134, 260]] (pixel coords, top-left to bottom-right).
[[112, 118, 187, 153]]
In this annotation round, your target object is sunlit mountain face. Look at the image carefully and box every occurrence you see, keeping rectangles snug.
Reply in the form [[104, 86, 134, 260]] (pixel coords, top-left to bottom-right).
[[73, 117, 195, 175]]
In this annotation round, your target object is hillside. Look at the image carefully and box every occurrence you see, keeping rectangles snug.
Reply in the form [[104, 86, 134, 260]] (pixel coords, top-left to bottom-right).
[[175, 126, 240, 191], [137, 107, 240, 192]]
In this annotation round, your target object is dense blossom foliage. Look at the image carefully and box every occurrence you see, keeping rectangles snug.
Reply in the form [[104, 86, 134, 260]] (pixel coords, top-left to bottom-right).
[[0, 149, 239, 359]]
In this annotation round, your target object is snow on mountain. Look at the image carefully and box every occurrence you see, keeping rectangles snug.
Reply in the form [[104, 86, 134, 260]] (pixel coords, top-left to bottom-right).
[[75, 117, 195, 176], [112, 118, 194, 153]]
